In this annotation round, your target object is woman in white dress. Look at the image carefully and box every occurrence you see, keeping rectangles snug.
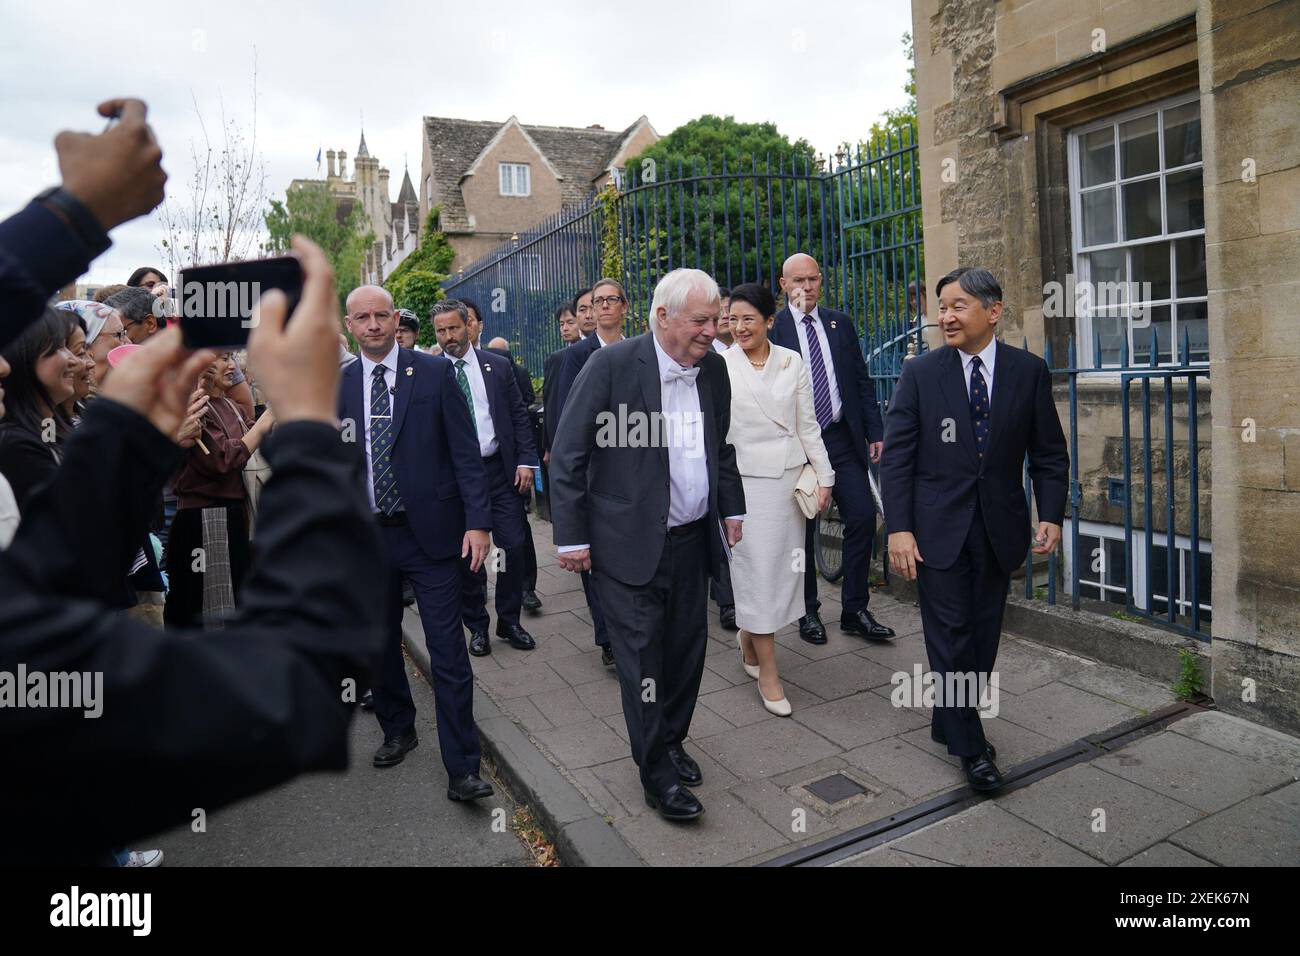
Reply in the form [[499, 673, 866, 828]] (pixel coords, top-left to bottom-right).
[[722, 284, 834, 716]]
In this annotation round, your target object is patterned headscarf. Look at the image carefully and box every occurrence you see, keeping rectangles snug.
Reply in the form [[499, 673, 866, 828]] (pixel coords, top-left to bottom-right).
[[55, 299, 116, 345]]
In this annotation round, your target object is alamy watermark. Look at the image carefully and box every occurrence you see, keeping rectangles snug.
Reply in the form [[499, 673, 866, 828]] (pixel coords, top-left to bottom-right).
[[154, 282, 264, 327], [890, 665, 999, 718], [595, 405, 704, 458], [0, 664, 103, 718], [1043, 274, 1153, 327]]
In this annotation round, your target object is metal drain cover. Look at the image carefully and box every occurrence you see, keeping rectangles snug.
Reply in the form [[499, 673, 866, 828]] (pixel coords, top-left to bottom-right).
[[804, 773, 866, 804]]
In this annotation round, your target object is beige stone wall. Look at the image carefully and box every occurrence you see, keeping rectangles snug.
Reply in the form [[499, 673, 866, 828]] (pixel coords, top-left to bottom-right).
[[461, 124, 564, 241], [1198, 0, 1300, 733]]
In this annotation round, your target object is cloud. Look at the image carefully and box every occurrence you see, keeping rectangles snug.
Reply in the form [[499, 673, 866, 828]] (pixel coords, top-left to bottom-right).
[[0, 0, 912, 284]]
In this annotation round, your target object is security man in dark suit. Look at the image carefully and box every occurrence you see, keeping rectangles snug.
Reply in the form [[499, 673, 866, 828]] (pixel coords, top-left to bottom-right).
[[340, 285, 495, 802], [434, 300, 540, 656], [769, 253, 895, 645], [881, 267, 1068, 791], [542, 280, 628, 666]]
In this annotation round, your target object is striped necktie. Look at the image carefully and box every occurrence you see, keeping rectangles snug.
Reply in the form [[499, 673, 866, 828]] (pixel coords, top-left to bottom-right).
[[802, 315, 834, 430]]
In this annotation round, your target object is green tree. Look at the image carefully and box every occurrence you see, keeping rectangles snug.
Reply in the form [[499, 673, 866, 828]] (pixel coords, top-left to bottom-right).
[[384, 206, 455, 346], [621, 116, 822, 314], [264, 183, 374, 309]]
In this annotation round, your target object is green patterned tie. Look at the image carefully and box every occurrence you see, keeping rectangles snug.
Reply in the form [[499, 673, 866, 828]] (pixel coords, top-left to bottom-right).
[[455, 359, 478, 436]]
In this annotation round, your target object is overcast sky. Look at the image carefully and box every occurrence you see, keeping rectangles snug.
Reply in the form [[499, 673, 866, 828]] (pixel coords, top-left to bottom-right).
[[0, 0, 914, 284]]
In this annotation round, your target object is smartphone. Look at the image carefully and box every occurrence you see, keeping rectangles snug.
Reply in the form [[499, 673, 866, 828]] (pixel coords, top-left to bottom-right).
[[175, 256, 304, 349]]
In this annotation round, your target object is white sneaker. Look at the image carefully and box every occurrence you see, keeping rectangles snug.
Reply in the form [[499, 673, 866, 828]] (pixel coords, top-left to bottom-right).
[[122, 849, 164, 867]]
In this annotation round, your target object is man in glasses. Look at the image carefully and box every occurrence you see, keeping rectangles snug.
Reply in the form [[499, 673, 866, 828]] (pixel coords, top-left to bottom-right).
[[104, 286, 163, 345], [543, 278, 628, 665], [395, 309, 420, 350]]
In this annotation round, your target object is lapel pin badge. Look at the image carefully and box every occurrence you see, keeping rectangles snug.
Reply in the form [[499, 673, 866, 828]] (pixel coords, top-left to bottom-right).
[[484, 364, 492, 372], [830, 321, 837, 329], [405, 367, 413, 377]]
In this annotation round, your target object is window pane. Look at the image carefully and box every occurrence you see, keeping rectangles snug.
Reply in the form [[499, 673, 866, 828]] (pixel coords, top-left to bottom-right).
[[1163, 102, 1202, 167], [1120, 114, 1160, 178], [500, 165, 511, 193], [1081, 128, 1116, 186], [1177, 301, 1209, 362], [1122, 177, 1162, 239], [1175, 236, 1207, 297], [1092, 309, 1127, 366], [1131, 241, 1171, 301], [1167, 169, 1205, 233], [1187, 550, 1212, 622], [1081, 188, 1116, 246], [1150, 544, 1170, 614], [1132, 304, 1171, 364]]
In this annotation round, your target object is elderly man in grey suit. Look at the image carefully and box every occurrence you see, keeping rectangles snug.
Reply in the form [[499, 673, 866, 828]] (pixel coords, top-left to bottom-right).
[[549, 269, 746, 822]]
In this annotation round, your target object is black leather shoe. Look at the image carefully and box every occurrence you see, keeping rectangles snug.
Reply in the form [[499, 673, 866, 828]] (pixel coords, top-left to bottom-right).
[[931, 726, 995, 761], [359, 689, 374, 711], [719, 604, 738, 631], [522, 590, 543, 613], [666, 744, 703, 787], [447, 773, 494, 801], [373, 731, 418, 767], [468, 629, 491, 657], [496, 622, 537, 650], [644, 784, 704, 821], [962, 754, 1004, 792], [840, 608, 896, 640], [600, 644, 615, 666], [798, 612, 827, 645]]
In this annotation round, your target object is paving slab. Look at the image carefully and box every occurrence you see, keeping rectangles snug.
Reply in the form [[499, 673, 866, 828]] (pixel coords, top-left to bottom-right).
[[794, 689, 930, 750], [1059, 661, 1178, 712], [697, 718, 842, 779], [614, 791, 790, 866], [842, 737, 968, 801], [998, 763, 1205, 864], [1118, 842, 1216, 867], [1168, 782, 1300, 866], [533, 719, 630, 769], [1170, 711, 1300, 774], [881, 802, 1106, 867], [1094, 730, 1297, 813], [784, 654, 898, 700], [997, 680, 1142, 743]]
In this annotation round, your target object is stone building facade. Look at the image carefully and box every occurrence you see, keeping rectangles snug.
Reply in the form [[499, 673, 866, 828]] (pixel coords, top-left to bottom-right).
[[419, 115, 659, 272], [911, 0, 1299, 731], [289, 132, 421, 284]]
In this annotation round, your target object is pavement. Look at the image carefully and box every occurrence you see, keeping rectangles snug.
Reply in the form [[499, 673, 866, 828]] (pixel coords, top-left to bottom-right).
[[149, 653, 535, 867], [417, 513, 1300, 867]]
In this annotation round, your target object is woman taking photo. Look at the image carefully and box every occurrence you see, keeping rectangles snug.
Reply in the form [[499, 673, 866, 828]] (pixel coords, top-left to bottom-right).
[[723, 283, 834, 716], [165, 351, 273, 629]]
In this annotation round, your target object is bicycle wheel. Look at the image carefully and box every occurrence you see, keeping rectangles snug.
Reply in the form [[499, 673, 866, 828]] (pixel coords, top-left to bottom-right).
[[814, 501, 845, 583]]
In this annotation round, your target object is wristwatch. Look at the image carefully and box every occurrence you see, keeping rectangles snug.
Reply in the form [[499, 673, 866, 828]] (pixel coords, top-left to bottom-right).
[[33, 186, 111, 255]]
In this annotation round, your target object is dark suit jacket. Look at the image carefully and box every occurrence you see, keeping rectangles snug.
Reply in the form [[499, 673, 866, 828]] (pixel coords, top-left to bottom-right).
[[549, 332, 746, 586], [541, 347, 567, 453], [482, 345, 535, 405], [0, 398, 387, 863], [544, 333, 602, 449], [469, 346, 538, 470], [879, 342, 1069, 575], [338, 347, 492, 560], [769, 305, 884, 467]]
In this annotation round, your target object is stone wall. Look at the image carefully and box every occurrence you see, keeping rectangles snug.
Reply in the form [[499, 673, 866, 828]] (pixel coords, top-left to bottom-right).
[[1198, 0, 1300, 734]]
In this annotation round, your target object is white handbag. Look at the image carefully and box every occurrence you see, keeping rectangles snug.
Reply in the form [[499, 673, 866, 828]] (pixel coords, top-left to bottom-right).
[[794, 464, 820, 519]]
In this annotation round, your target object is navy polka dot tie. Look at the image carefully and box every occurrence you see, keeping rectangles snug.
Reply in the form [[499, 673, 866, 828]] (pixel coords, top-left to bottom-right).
[[969, 355, 989, 460], [370, 365, 402, 515]]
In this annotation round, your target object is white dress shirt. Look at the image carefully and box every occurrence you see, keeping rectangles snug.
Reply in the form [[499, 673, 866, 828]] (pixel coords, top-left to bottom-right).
[[652, 332, 709, 528], [789, 302, 843, 423], [453, 346, 499, 459], [711, 338, 730, 353], [359, 343, 399, 513], [960, 337, 997, 404]]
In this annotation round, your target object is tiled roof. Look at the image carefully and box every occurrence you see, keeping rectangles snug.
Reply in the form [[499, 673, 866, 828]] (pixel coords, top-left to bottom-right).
[[422, 115, 651, 232]]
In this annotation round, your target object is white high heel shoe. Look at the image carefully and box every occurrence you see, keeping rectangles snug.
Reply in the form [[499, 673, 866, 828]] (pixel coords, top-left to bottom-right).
[[737, 634, 761, 680], [758, 683, 792, 717]]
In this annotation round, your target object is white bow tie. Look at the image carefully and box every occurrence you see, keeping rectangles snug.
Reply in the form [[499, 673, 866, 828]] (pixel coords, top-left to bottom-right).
[[661, 364, 700, 386]]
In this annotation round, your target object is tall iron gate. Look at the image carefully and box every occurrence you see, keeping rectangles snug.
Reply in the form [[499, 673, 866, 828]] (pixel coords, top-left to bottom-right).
[[441, 124, 925, 399]]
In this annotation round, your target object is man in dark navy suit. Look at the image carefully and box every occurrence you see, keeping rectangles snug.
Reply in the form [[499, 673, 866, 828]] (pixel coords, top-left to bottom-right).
[[769, 253, 895, 645], [340, 285, 495, 802], [434, 300, 541, 657], [881, 267, 1068, 792], [541, 279, 628, 666]]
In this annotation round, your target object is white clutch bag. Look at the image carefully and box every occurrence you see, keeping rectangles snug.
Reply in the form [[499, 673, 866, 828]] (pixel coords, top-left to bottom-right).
[[794, 464, 820, 519]]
